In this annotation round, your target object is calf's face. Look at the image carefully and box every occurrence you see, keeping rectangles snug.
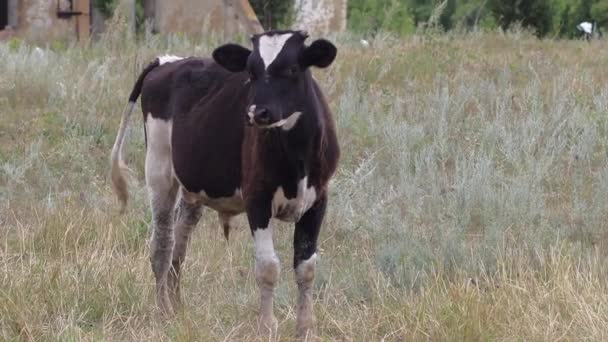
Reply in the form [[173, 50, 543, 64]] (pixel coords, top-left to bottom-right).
[[213, 30, 337, 129]]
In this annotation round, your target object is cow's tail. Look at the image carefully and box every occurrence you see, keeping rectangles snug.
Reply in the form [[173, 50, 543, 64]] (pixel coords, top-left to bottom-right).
[[110, 59, 160, 213]]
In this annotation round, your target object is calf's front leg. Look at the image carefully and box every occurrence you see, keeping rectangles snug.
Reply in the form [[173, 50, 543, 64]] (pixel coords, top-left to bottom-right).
[[247, 198, 280, 335], [293, 195, 327, 338]]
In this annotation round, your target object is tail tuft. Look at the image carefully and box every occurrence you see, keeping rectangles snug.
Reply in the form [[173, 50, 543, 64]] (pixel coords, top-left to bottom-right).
[[110, 58, 159, 213], [110, 101, 136, 213], [111, 159, 130, 214]]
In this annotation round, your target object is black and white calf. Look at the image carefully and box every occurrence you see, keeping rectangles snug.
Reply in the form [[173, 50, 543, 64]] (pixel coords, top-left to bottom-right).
[[110, 30, 339, 337]]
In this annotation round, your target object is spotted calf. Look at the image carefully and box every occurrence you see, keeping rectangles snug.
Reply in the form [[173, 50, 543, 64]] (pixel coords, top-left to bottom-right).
[[110, 30, 339, 337]]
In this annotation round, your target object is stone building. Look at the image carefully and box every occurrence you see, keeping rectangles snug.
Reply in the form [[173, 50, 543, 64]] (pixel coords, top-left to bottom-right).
[[0, 0, 90, 41], [145, 0, 263, 37], [0, 0, 346, 42], [0, 0, 263, 41]]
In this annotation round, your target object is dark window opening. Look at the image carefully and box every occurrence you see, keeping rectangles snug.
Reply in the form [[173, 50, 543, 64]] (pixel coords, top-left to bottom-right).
[[0, 0, 8, 30]]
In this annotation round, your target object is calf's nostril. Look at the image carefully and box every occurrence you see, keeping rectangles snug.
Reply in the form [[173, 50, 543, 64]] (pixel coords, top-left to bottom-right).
[[254, 108, 270, 122]]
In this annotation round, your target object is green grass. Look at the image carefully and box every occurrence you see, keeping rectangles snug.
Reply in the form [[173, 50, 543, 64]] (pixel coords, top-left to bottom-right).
[[2, 27, 608, 340]]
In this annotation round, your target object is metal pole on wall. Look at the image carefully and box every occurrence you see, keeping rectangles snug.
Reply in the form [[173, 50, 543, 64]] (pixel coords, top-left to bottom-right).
[[126, 0, 135, 36], [223, 0, 233, 41], [75, 0, 90, 41], [7, 0, 17, 28]]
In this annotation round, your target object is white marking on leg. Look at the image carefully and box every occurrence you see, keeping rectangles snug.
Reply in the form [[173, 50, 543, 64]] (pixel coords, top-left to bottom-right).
[[158, 55, 184, 65], [272, 176, 317, 222], [295, 253, 317, 337], [258, 33, 293, 70], [254, 227, 277, 263], [145, 117, 177, 316], [296, 253, 317, 280], [253, 226, 280, 334], [145, 117, 174, 191]]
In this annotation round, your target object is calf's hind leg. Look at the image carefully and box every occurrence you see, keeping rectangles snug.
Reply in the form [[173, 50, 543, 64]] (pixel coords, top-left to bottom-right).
[[168, 193, 203, 308], [147, 179, 178, 316], [145, 117, 178, 316]]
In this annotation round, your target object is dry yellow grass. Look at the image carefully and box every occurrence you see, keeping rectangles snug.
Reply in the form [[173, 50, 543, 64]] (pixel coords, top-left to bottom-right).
[[2, 27, 608, 341]]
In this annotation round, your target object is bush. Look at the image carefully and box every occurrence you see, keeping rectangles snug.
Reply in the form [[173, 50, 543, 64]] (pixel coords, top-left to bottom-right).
[[93, 0, 146, 33], [348, 0, 416, 35], [346, 0, 608, 38], [489, 0, 553, 36]]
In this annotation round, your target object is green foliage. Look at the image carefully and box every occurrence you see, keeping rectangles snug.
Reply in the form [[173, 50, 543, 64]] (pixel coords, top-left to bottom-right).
[[93, 0, 118, 18], [552, 0, 591, 38], [347, 0, 416, 35], [93, 0, 147, 33], [347, 0, 608, 38], [489, 0, 553, 36], [347, 0, 497, 36], [7, 37, 22, 51], [590, 0, 608, 28]]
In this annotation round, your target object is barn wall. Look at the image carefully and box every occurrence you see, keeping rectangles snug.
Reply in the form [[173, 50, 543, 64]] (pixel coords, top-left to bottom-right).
[[154, 0, 262, 37]]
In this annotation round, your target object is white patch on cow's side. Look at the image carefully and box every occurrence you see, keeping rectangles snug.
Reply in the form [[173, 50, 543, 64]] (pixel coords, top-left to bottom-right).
[[158, 55, 183, 65], [258, 33, 293, 70], [272, 177, 317, 222], [261, 111, 302, 130], [145, 117, 174, 192]]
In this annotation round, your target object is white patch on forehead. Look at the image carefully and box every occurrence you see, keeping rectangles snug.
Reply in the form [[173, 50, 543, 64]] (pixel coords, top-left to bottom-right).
[[258, 33, 293, 70], [272, 177, 317, 222], [158, 55, 183, 65]]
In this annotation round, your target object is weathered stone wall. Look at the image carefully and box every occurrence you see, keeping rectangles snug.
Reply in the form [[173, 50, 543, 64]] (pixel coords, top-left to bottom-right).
[[154, 0, 262, 38], [16, 0, 75, 41], [292, 0, 346, 34]]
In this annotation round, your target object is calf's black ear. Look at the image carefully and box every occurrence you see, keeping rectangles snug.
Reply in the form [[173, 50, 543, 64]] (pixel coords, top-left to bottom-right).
[[299, 39, 337, 69], [212, 44, 251, 72]]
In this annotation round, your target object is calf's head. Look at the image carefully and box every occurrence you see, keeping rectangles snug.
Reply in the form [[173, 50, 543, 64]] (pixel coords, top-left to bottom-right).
[[213, 30, 337, 129]]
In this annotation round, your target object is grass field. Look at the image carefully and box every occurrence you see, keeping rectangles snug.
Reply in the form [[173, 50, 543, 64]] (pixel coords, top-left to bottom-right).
[[2, 26, 608, 341]]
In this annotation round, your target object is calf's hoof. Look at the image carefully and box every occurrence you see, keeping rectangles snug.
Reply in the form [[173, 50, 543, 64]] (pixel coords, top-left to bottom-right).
[[156, 291, 175, 318], [257, 314, 278, 338], [296, 319, 313, 340]]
